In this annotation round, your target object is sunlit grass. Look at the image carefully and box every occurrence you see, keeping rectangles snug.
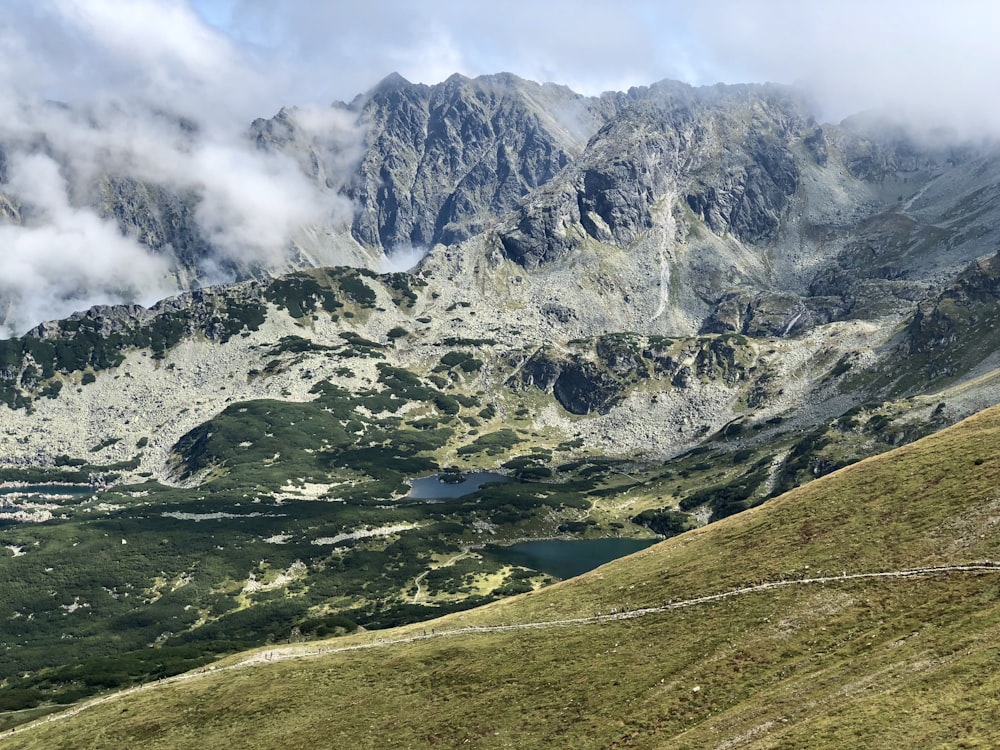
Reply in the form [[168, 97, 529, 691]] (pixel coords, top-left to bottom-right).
[[8, 405, 1000, 748]]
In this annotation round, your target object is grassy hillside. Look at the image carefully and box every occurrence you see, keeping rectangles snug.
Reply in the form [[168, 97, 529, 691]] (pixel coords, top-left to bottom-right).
[[6, 402, 1000, 748]]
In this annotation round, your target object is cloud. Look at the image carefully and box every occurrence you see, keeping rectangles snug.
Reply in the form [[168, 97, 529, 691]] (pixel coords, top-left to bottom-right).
[[0, 95, 363, 332], [380, 246, 427, 274], [673, 0, 1000, 135], [50, 0, 233, 79], [186, 140, 329, 269], [0, 2, 373, 335], [0, 153, 174, 336], [5, 0, 258, 125], [0, 0, 997, 336], [206, 0, 1000, 137]]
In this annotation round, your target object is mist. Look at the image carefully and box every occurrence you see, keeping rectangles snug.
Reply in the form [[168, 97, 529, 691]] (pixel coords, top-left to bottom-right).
[[1, 0, 997, 336], [672, 1, 1000, 137], [380, 246, 428, 274], [0, 152, 175, 338], [0, 0, 371, 337], [0, 94, 363, 335], [203, 0, 1000, 138]]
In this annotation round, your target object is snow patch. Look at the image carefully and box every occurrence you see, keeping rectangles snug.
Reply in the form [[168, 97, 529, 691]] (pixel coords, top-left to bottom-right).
[[311, 522, 422, 546], [162, 511, 281, 521]]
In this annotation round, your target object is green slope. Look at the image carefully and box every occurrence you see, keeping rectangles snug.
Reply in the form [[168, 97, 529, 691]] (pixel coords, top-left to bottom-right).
[[7, 403, 1000, 749]]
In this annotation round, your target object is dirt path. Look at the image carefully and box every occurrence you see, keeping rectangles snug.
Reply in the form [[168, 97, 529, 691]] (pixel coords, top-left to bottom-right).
[[411, 569, 429, 603], [410, 549, 470, 604], [8, 562, 1000, 740]]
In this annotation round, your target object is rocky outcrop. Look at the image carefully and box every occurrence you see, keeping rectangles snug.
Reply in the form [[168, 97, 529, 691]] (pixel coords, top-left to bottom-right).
[[496, 82, 808, 268], [95, 175, 213, 270], [684, 130, 798, 244], [700, 291, 853, 337], [508, 333, 758, 415], [803, 127, 828, 166], [509, 347, 624, 414], [907, 253, 1000, 353]]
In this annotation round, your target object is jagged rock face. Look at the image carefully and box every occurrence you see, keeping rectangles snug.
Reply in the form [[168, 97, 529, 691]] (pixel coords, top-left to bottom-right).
[[248, 71, 626, 258], [251, 72, 621, 256], [343, 73, 608, 251], [437, 79, 1000, 342], [684, 130, 799, 244], [496, 83, 809, 268], [95, 175, 214, 271], [8, 72, 1000, 346]]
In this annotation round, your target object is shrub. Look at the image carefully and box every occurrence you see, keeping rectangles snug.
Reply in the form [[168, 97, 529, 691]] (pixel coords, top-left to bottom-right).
[[632, 509, 694, 537]]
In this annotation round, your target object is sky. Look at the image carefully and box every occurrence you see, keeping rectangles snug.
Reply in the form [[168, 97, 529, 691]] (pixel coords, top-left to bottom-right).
[[186, 0, 1000, 129], [6, 0, 1000, 127], [0, 0, 997, 335]]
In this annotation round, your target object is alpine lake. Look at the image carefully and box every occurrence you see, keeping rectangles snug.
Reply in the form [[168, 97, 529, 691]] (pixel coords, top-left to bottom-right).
[[407, 472, 659, 578]]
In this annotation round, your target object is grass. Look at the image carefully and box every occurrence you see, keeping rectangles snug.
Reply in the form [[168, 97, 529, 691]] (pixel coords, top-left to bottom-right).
[[0, 334, 971, 716], [0, 368, 675, 711], [7, 403, 1000, 748]]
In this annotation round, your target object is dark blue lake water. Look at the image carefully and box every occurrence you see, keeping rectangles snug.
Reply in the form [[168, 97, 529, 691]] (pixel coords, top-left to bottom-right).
[[490, 538, 659, 579], [406, 472, 510, 499]]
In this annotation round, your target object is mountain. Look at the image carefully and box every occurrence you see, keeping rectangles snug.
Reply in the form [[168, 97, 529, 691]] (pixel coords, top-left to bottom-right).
[[5, 72, 1000, 729], [4, 73, 1000, 337], [7, 401, 1000, 748]]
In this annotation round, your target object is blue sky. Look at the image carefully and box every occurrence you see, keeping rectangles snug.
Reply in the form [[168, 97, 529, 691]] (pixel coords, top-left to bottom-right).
[[0, 0, 996, 334], [3, 1, 1000, 128]]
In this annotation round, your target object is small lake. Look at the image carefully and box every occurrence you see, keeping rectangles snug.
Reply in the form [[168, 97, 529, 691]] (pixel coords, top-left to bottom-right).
[[406, 472, 510, 500], [490, 538, 659, 580]]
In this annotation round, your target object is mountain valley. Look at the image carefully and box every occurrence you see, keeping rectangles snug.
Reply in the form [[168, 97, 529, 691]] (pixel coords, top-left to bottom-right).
[[3, 72, 1000, 744]]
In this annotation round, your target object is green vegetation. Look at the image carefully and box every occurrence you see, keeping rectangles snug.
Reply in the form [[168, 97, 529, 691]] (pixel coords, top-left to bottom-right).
[[9, 404, 1000, 748], [0, 267, 426, 411], [0, 351, 674, 714], [456, 429, 523, 456], [5, 261, 995, 741], [631, 507, 696, 536], [436, 350, 483, 373]]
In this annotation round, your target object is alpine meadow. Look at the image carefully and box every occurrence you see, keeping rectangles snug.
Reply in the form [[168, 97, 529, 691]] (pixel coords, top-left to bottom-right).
[[4, 4, 1000, 746]]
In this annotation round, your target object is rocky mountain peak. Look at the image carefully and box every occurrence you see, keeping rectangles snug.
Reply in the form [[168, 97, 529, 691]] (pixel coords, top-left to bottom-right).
[[495, 81, 810, 273], [339, 72, 607, 251]]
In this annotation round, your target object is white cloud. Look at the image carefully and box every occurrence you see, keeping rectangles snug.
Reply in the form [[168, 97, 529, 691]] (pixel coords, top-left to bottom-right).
[[0, 1, 373, 335], [202, 0, 1000, 136], [674, 0, 1000, 133], [50, 0, 233, 76], [380, 246, 427, 274], [187, 141, 328, 268], [0, 0, 997, 336], [0, 154, 174, 335]]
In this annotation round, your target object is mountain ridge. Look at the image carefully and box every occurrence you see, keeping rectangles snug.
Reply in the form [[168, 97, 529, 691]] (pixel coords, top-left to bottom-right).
[[6, 72, 1000, 732]]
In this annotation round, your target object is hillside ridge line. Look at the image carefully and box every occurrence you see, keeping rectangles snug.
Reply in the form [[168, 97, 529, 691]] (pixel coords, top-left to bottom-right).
[[8, 562, 999, 740]]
